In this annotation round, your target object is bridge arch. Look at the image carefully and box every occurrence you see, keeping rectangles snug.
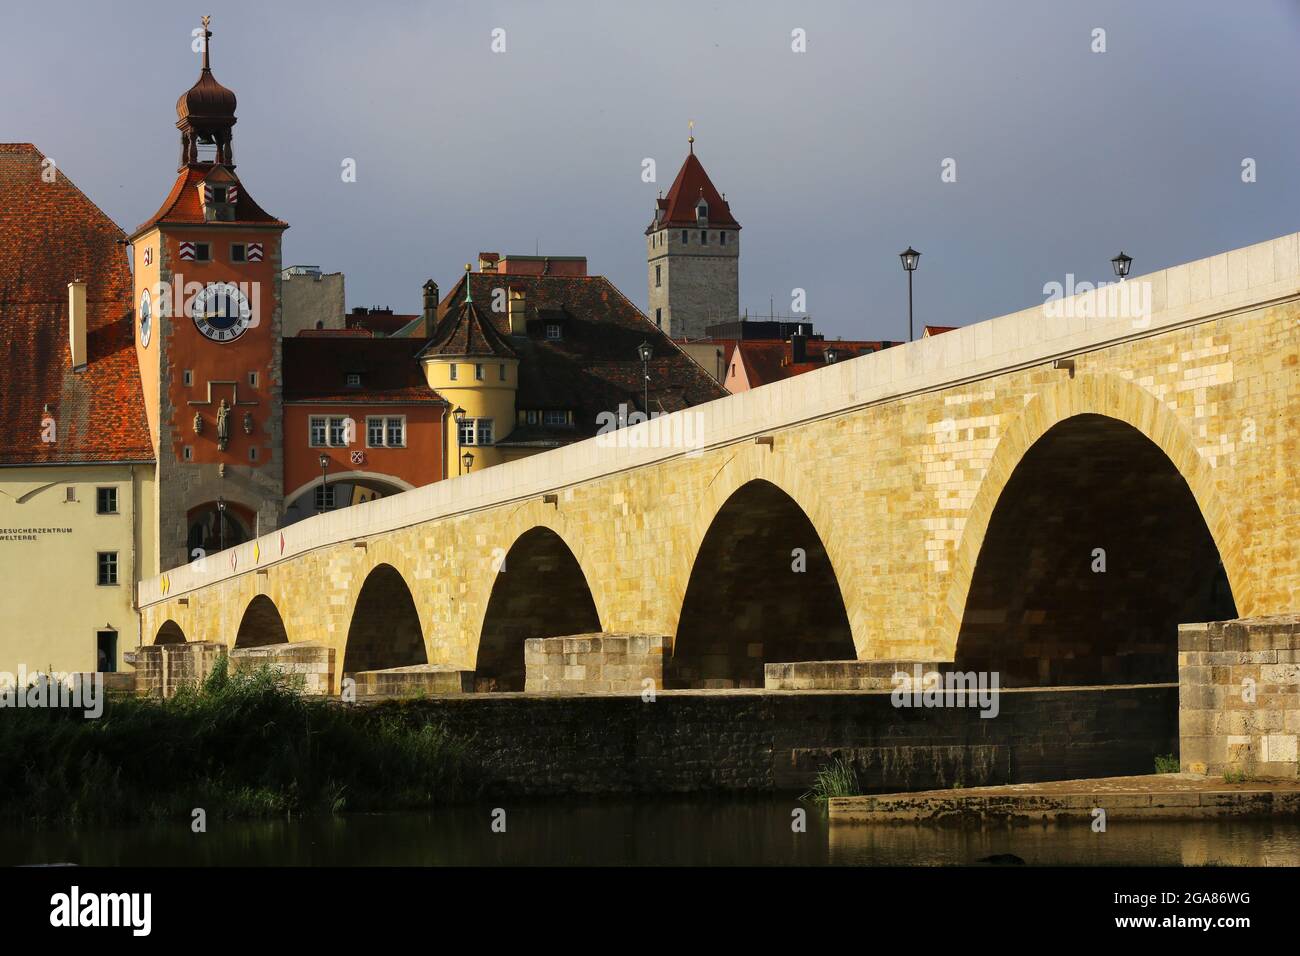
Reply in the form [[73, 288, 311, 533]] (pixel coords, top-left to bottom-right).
[[154, 620, 187, 644], [669, 474, 855, 688], [234, 594, 290, 648], [664, 445, 859, 655], [474, 523, 601, 691], [342, 562, 428, 676], [942, 372, 1242, 679]]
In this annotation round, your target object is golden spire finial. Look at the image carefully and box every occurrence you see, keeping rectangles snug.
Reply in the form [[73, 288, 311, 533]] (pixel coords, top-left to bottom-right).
[[200, 15, 212, 71], [688, 119, 695, 153]]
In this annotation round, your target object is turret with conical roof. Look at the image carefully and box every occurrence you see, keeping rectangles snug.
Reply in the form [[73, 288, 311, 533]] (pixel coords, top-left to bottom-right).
[[175, 15, 239, 169]]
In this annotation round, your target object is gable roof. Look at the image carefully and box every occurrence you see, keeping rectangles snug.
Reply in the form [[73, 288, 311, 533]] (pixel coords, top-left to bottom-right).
[[131, 164, 286, 237], [648, 151, 740, 233], [0, 144, 153, 466], [734, 338, 896, 388]]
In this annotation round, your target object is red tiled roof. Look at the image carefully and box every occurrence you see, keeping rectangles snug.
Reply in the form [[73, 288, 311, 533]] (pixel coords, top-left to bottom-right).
[[0, 144, 153, 466], [923, 325, 958, 336], [426, 271, 726, 442], [647, 151, 739, 233], [283, 337, 444, 404], [131, 164, 286, 237], [296, 328, 373, 338], [735, 338, 896, 388]]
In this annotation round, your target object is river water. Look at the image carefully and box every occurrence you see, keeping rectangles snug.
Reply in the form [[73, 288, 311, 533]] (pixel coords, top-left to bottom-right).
[[4, 799, 1299, 866]]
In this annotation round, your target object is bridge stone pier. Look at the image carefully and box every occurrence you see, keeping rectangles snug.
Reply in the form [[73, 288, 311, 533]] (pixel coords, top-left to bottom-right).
[[139, 232, 1300, 703]]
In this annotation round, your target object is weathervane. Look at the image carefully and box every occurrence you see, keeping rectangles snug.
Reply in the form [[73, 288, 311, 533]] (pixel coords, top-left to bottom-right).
[[200, 15, 212, 70]]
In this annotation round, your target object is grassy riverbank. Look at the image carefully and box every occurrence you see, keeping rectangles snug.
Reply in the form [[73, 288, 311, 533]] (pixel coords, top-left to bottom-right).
[[0, 660, 469, 824]]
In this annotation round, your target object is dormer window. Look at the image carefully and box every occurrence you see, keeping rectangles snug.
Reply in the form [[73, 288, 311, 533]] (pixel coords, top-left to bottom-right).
[[695, 199, 708, 225], [545, 323, 562, 341], [198, 181, 237, 222], [346, 373, 362, 388]]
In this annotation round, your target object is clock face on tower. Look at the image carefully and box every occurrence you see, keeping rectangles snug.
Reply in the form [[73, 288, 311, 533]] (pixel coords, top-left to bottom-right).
[[190, 282, 253, 342], [138, 289, 152, 347]]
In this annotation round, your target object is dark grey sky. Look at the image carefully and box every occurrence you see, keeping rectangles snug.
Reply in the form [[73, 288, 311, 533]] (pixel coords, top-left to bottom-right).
[[6, 0, 1299, 341]]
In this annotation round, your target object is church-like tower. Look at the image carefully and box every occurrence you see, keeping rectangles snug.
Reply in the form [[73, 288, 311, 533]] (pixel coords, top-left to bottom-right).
[[129, 17, 287, 572], [646, 136, 740, 340]]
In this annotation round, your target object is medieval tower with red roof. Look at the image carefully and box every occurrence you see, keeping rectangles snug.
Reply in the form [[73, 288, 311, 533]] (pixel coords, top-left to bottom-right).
[[128, 18, 287, 572], [646, 135, 740, 340]]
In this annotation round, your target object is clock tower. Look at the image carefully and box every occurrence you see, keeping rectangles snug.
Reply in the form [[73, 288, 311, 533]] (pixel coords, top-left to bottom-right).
[[130, 17, 287, 573]]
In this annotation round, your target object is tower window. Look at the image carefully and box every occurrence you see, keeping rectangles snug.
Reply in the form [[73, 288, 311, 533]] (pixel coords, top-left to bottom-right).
[[475, 364, 485, 381], [231, 243, 247, 263], [681, 230, 688, 244], [720, 231, 727, 246], [183, 370, 194, 386], [499, 364, 506, 381], [96, 487, 118, 515], [655, 265, 661, 288], [249, 447, 258, 461], [655, 307, 662, 327], [449, 364, 458, 381], [700, 231, 707, 244], [183, 446, 193, 460], [248, 371, 258, 387], [96, 551, 119, 586], [192, 243, 211, 262]]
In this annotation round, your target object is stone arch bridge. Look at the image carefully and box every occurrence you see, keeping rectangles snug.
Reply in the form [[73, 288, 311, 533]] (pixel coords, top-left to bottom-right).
[[139, 233, 1300, 695]]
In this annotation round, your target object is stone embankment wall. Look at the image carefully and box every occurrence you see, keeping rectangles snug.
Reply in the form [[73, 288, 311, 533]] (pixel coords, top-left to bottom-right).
[[398, 684, 1176, 795]]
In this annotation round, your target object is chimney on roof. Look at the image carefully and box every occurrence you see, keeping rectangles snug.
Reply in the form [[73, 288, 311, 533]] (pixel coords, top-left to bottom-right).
[[68, 280, 87, 369], [422, 280, 439, 337], [789, 331, 807, 365], [478, 253, 500, 273], [508, 287, 526, 335]]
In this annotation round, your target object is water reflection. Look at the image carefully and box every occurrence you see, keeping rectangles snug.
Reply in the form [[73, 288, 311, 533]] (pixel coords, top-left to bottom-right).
[[4, 799, 1298, 866]]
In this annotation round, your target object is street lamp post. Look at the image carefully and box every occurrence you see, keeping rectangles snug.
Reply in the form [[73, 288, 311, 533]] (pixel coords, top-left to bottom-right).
[[318, 452, 330, 514], [1111, 251, 1132, 282], [462, 450, 475, 475], [216, 496, 226, 552], [899, 246, 921, 342], [452, 406, 466, 476], [637, 341, 653, 415]]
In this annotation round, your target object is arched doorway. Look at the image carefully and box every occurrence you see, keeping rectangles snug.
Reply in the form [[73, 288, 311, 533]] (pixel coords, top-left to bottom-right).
[[954, 413, 1236, 686], [234, 594, 289, 648], [475, 528, 601, 691], [187, 501, 252, 556], [343, 564, 427, 674], [155, 620, 187, 644], [671, 479, 854, 688], [282, 475, 410, 528]]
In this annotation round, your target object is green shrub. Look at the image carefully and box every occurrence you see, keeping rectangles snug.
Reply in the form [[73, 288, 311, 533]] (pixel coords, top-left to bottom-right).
[[0, 662, 468, 824]]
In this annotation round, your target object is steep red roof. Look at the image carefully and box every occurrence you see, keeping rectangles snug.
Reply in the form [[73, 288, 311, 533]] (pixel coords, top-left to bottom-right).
[[647, 150, 740, 233], [923, 325, 958, 337], [421, 295, 517, 359], [0, 144, 153, 466], [283, 337, 444, 404], [131, 164, 286, 237]]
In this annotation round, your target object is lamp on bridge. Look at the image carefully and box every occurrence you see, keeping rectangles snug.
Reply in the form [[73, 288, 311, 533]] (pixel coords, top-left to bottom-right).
[[637, 341, 653, 415], [899, 246, 920, 342], [453, 406, 467, 475], [216, 496, 226, 552], [462, 450, 475, 475], [318, 453, 330, 514], [1111, 251, 1133, 282]]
